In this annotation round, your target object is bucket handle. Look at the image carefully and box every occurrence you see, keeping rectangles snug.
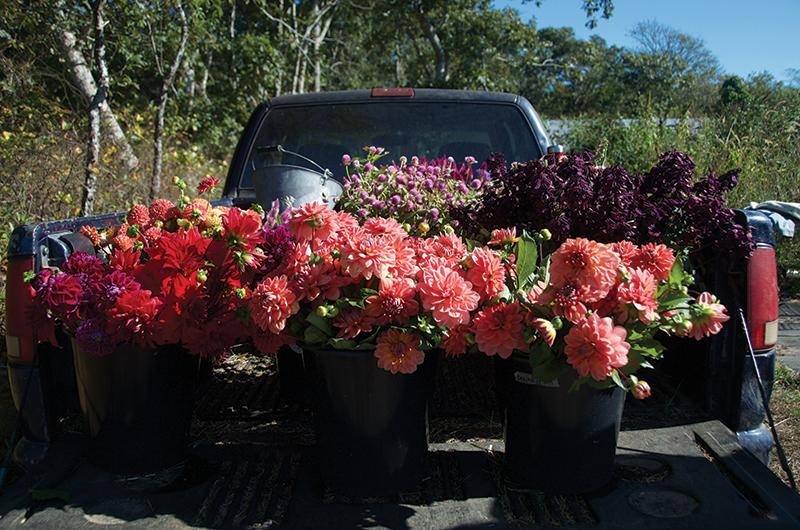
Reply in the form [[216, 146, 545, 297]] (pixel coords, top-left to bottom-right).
[[256, 144, 334, 186]]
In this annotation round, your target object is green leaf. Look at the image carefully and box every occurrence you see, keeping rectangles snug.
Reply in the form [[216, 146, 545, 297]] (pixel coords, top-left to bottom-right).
[[303, 325, 329, 345], [305, 312, 333, 336], [23, 270, 36, 282], [515, 233, 538, 290], [610, 369, 624, 389], [668, 259, 684, 287]]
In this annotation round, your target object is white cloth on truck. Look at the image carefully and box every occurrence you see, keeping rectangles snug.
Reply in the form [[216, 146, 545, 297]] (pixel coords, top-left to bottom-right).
[[746, 201, 800, 238]]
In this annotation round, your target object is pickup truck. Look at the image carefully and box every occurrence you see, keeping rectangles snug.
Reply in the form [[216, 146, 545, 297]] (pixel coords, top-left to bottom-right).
[[2, 88, 797, 529]]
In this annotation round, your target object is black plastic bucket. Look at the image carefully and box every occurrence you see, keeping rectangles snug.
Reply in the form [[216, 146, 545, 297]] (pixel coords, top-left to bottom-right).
[[310, 348, 438, 497], [496, 358, 625, 494], [276, 345, 313, 406], [71, 340, 199, 475]]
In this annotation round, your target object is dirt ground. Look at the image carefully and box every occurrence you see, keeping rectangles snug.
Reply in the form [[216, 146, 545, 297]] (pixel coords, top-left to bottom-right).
[[769, 363, 800, 488]]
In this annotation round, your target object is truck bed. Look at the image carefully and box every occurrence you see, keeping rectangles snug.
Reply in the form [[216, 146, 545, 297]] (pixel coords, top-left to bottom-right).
[[1, 355, 798, 529]]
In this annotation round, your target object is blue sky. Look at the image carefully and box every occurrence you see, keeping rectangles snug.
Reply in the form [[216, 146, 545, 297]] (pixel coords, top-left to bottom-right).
[[496, 0, 799, 82]]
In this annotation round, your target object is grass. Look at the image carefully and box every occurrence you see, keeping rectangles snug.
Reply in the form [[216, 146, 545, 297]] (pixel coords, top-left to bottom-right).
[[769, 363, 800, 488]]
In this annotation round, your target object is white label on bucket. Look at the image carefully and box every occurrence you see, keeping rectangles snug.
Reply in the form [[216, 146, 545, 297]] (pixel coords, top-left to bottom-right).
[[514, 371, 559, 388]]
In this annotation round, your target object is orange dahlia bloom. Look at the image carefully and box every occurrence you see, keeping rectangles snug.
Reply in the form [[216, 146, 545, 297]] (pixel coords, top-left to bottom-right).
[[564, 313, 630, 381], [374, 329, 425, 374], [549, 238, 620, 302], [249, 275, 299, 334], [417, 265, 480, 328], [471, 302, 527, 359]]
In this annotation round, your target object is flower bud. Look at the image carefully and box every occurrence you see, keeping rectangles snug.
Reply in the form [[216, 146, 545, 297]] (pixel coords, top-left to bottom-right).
[[418, 221, 430, 234], [315, 305, 329, 317], [551, 316, 563, 330], [196, 269, 208, 283], [235, 287, 247, 299], [327, 305, 340, 318], [632, 380, 652, 400]]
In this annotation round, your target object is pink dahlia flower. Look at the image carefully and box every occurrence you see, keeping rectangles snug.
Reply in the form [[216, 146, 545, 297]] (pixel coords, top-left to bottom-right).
[[488, 227, 520, 247], [564, 313, 630, 381], [471, 302, 527, 359], [549, 238, 620, 301], [340, 228, 396, 280], [688, 292, 730, 339], [442, 325, 470, 357], [631, 380, 652, 400], [364, 278, 419, 325], [332, 308, 373, 339], [631, 243, 675, 282], [374, 329, 425, 374], [540, 282, 590, 323], [418, 232, 468, 269], [363, 217, 408, 239], [249, 275, 299, 334], [611, 241, 638, 268], [616, 268, 659, 324], [417, 265, 480, 328], [287, 201, 339, 242], [529, 317, 557, 347], [465, 247, 506, 302]]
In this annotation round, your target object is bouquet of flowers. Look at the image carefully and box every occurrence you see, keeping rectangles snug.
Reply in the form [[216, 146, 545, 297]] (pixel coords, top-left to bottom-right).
[[336, 147, 491, 236], [29, 176, 264, 360], [452, 229, 730, 397], [245, 200, 507, 373]]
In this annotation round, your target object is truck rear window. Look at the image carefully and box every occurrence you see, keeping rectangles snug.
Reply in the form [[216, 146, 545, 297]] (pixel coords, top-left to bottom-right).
[[241, 102, 540, 187]]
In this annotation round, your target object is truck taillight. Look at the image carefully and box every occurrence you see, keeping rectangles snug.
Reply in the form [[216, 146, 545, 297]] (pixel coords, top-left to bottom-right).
[[747, 246, 779, 350], [371, 87, 415, 97], [5, 256, 41, 363]]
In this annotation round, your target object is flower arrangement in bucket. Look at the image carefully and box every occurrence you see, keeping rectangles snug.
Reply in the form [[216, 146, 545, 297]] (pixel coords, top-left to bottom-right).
[[246, 194, 511, 494], [27, 176, 265, 474], [445, 150, 749, 494]]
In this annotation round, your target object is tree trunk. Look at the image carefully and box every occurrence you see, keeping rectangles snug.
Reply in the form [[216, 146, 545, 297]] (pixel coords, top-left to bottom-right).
[[413, 5, 448, 85], [81, 0, 108, 216], [150, 2, 189, 201], [56, 28, 139, 171]]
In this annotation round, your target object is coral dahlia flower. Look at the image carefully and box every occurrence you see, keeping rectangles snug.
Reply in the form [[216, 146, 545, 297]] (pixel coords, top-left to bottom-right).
[[564, 313, 630, 381], [417, 265, 480, 328], [442, 325, 470, 357], [488, 227, 520, 247], [632, 243, 675, 282], [340, 228, 396, 280], [616, 268, 659, 324], [688, 292, 730, 339], [464, 247, 506, 302], [471, 302, 527, 359], [363, 217, 408, 239], [549, 238, 620, 301], [364, 278, 419, 325], [611, 241, 638, 268], [540, 282, 590, 323], [374, 329, 425, 374], [288, 201, 339, 242], [249, 275, 299, 334]]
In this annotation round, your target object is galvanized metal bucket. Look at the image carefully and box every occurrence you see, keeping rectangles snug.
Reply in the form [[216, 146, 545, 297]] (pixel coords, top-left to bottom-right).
[[251, 146, 342, 210]]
